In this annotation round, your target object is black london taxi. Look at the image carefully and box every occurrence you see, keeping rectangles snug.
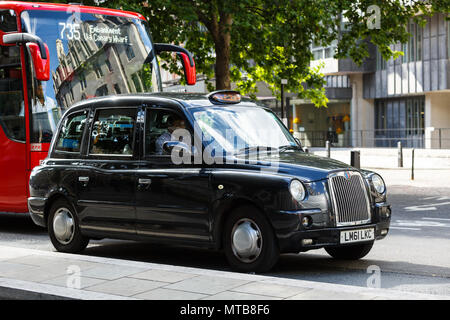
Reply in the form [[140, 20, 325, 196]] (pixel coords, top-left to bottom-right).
[[28, 91, 391, 272]]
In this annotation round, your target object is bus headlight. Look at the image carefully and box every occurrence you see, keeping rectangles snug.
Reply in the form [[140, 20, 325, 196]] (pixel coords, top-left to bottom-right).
[[289, 179, 306, 202], [371, 174, 386, 194]]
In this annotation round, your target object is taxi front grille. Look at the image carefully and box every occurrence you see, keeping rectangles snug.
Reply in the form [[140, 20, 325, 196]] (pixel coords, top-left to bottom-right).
[[328, 171, 371, 226]]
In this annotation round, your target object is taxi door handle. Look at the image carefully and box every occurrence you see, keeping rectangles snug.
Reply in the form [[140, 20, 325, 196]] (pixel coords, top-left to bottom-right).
[[79, 176, 90, 182], [138, 178, 152, 185]]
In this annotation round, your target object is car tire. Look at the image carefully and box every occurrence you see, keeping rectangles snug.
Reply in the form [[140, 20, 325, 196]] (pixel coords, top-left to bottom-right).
[[48, 198, 89, 253], [223, 205, 279, 273], [325, 242, 374, 260]]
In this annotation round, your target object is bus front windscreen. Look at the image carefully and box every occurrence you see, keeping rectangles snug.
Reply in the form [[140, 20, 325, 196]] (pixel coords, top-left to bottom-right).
[[21, 9, 161, 143]]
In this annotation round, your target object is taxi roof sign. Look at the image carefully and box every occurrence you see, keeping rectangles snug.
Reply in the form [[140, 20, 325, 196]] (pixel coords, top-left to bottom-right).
[[208, 90, 241, 105]]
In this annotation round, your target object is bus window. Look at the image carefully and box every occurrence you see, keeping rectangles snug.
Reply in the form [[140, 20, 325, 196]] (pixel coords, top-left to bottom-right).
[[0, 9, 17, 32], [29, 80, 59, 143], [20, 9, 161, 144], [0, 44, 25, 142]]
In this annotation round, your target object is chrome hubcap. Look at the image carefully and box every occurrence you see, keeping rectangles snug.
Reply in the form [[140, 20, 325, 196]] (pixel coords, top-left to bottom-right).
[[231, 218, 262, 263], [53, 208, 75, 245]]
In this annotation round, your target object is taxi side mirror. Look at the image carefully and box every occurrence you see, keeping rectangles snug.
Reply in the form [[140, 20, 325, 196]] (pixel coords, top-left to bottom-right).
[[2, 33, 50, 81]]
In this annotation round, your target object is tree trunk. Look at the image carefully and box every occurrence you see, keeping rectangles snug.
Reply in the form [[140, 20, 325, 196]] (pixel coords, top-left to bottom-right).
[[212, 13, 232, 90], [215, 40, 231, 90]]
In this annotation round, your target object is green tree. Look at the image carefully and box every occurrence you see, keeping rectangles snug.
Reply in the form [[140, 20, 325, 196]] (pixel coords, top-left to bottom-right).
[[52, 0, 448, 106]]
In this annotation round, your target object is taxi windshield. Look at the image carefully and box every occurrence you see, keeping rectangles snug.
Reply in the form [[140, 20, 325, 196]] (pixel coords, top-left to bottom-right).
[[189, 106, 298, 155]]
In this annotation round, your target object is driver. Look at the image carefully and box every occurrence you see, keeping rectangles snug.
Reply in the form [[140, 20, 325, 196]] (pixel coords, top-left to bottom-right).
[[155, 116, 186, 155]]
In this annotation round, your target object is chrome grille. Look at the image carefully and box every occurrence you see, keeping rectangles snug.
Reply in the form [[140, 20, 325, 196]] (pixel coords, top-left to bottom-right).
[[328, 171, 371, 226]]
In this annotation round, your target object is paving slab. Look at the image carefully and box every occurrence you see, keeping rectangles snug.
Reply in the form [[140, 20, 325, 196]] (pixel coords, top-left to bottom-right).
[[84, 277, 167, 297], [41, 275, 108, 289], [134, 288, 208, 300], [0, 266, 68, 283], [0, 248, 32, 261], [0, 262, 36, 276], [285, 288, 375, 300], [230, 282, 311, 299], [80, 264, 148, 280], [129, 269, 198, 283], [5, 255, 98, 270], [203, 291, 282, 300], [163, 275, 251, 295]]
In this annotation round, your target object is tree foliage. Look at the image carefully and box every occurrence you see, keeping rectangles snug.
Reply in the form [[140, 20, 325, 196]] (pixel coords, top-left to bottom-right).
[[52, 0, 448, 106]]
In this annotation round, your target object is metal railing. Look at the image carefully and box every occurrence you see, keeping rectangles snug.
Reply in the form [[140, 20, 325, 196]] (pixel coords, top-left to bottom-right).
[[295, 128, 450, 149]]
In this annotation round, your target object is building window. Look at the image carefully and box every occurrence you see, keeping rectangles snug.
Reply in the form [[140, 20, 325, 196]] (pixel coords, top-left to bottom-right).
[[311, 40, 337, 61], [105, 59, 112, 72], [376, 50, 386, 70], [132, 73, 142, 92], [79, 74, 87, 90], [126, 45, 135, 61], [95, 84, 108, 97], [403, 20, 423, 63], [94, 62, 103, 78], [375, 97, 425, 147]]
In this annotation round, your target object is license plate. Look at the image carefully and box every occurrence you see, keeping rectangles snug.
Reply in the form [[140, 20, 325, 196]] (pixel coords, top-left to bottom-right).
[[340, 228, 375, 244]]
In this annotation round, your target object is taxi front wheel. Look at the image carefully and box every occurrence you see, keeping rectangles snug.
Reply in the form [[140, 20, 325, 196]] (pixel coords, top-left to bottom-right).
[[48, 199, 89, 253], [325, 242, 374, 260], [223, 206, 279, 273]]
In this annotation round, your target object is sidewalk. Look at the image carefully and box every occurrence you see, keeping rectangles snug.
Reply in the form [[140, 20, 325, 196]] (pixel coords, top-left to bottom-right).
[[0, 245, 448, 300], [367, 168, 450, 188], [308, 147, 450, 169]]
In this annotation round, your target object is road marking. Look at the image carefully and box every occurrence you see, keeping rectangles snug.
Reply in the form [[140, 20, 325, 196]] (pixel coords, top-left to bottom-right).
[[422, 196, 450, 201], [392, 219, 450, 228], [404, 201, 450, 212], [422, 217, 450, 222], [389, 226, 421, 231]]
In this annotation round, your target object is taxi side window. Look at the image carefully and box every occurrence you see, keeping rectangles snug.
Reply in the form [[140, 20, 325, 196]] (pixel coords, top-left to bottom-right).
[[54, 111, 88, 153], [145, 109, 187, 156], [89, 108, 136, 156]]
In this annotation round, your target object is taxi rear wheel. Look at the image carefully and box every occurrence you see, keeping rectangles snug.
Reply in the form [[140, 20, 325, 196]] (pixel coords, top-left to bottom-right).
[[325, 242, 374, 260], [48, 199, 89, 253], [223, 205, 279, 273]]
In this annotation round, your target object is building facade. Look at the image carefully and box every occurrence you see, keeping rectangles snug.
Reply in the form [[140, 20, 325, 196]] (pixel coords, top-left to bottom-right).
[[293, 12, 450, 149]]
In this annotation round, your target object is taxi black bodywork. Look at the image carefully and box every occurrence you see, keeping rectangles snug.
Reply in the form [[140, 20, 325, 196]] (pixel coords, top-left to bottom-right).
[[28, 93, 391, 272]]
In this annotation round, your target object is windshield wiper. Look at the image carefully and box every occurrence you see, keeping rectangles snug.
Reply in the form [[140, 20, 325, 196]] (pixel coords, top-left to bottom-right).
[[233, 146, 279, 155], [278, 145, 303, 152]]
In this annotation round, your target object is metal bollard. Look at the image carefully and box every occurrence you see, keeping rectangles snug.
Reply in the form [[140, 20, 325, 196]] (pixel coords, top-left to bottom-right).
[[398, 141, 403, 168], [351, 150, 360, 169], [326, 140, 330, 158], [411, 148, 415, 180]]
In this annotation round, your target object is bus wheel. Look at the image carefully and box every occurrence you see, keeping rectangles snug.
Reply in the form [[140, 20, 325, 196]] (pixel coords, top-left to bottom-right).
[[223, 205, 279, 273], [48, 199, 89, 253]]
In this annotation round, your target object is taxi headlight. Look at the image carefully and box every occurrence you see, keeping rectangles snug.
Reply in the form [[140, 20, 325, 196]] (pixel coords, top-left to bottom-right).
[[289, 179, 306, 202], [371, 174, 386, 194]]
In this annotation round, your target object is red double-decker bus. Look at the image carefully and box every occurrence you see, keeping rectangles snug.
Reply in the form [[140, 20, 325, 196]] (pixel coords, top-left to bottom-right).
[[0, 1, 196, 214]]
